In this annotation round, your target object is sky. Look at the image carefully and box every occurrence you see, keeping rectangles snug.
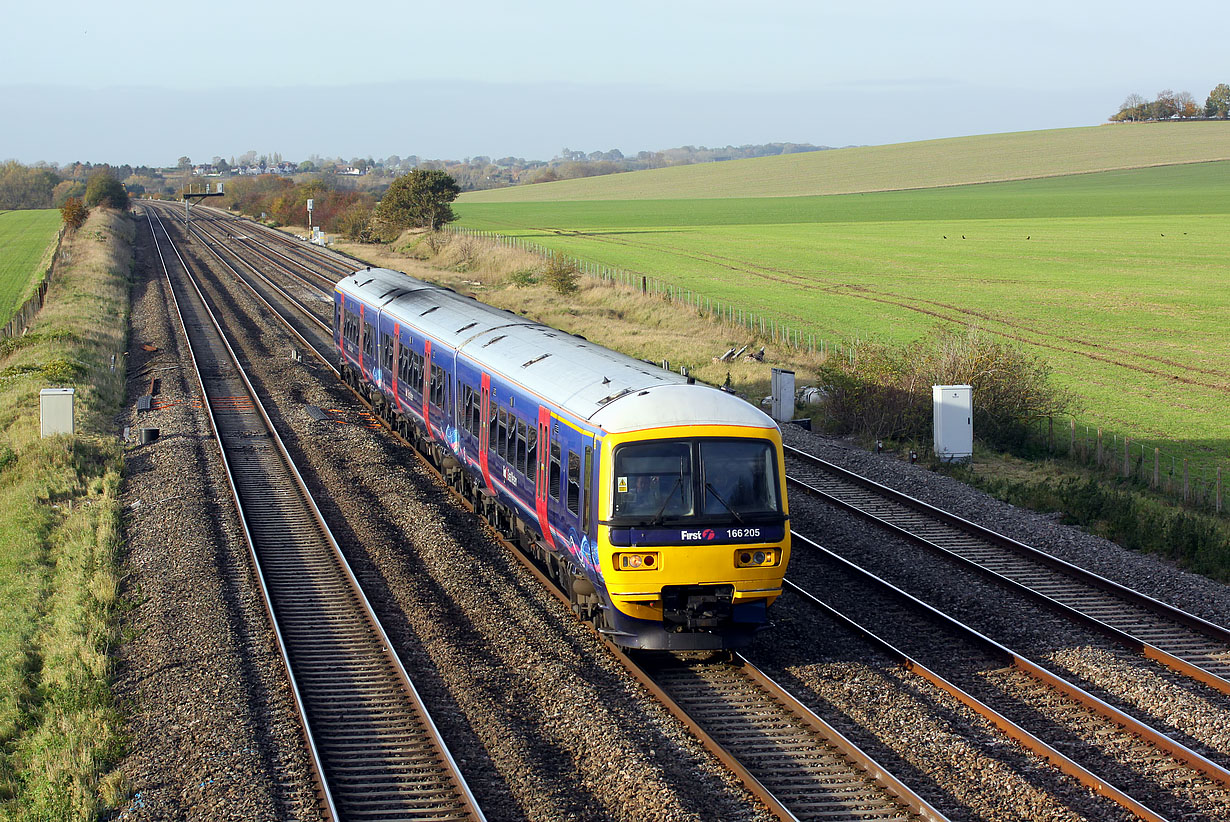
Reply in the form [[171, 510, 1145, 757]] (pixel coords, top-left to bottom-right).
[[3, 0, 1228, 166]]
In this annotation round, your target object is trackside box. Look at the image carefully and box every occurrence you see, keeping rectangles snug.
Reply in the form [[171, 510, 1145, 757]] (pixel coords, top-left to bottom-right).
[[932, 384, 972, 461], [40, 387, 75, 437]]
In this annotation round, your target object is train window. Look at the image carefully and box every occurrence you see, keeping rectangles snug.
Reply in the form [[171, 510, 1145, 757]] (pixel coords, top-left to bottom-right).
[[488, 402, 498, 451], [410, 352, 423, 391], [506, 414, 518, 462], [343, 310, 358, 345], [430, 368, 445, 409], [497, 409, 508, 459], [334, 302, 340, 335], [567, 450, 580, 517], [381, 334, 393, 373], [613, 441, 694, 520], [527, 427, 537, 480], [470, 386, 481, 434], [516, 421, 528, 475], [582, 445, 593, 532], [461, 385, 473, 434], [699, 440, 779, 515], [398, 346, 411, 384], [363, 323, 376, 359], [550, 442, 562, 501]]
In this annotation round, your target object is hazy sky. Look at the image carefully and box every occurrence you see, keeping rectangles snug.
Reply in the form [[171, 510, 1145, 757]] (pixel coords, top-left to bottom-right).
[[4, 0, 1228, 165]]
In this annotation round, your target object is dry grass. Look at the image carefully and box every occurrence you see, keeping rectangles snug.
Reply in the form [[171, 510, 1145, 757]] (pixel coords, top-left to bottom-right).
[[330, 228, 833, 404]]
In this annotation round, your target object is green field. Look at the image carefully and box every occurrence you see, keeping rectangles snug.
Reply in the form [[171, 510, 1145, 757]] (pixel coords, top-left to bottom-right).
[[463, 121, 1230, 202], [0, 209, 62, 325], [455, 160, 1230, 464]]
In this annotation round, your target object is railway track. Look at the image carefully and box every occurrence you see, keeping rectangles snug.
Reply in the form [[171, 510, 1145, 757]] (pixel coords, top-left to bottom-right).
[[784, 444, 1230, 695], [156, 203, 950, 820], [783, 531, 1230, 820], [145, 203, 1230, 819], [144, 205, 485, 821]]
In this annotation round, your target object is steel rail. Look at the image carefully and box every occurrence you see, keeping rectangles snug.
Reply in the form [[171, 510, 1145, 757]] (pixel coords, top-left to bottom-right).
[[790, 528, 1230, 800], [144, 206, 485, 821], [782, 552, 1166, 821], [784, 444, 1230, 697]]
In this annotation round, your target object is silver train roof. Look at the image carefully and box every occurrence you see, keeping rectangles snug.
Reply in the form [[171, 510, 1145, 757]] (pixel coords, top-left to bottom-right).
[[337, 268, 777, 435]]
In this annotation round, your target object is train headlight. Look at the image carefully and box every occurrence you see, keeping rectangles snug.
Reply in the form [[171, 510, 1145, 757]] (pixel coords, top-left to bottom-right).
[[736, 549, 777, 568], [616, 552, 659, 571]]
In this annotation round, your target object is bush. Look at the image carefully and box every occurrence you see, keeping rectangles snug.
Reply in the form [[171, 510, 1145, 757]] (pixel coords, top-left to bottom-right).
[[61, 197, 88, 229], [816, 325, 1076, 452], [541, 255, 580, 295], [974, 474, 1230, 581], [508, 269, 537, 287], [84, 171, 129, 210]]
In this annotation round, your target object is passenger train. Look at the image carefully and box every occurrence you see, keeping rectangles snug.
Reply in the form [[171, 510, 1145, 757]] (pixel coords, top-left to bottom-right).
[[334, 267, 790, 650]]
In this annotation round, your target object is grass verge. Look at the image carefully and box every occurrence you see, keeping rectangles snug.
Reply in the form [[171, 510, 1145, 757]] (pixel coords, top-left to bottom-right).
[[0, 208, 133, 820]]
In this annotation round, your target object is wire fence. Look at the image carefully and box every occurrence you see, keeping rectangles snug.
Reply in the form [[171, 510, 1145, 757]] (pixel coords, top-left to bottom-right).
[[445, 225, 854, 357], [1030, 416, 1225, 516], [447, 225, 1226, 516]]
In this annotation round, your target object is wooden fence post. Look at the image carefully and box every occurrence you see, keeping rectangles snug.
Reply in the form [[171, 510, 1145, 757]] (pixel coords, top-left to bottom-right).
[[1153, 448, 1160, 489], [1070, 418, 1076, 457], [1183, 460, 1190, 503], [1096, 428, 1103, 467], [1123, 437, 1130, 478], [1217, 467, 1223, 514]]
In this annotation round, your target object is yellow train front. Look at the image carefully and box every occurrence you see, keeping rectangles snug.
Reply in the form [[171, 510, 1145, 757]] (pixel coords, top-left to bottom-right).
[[588, 384, 791, 650]]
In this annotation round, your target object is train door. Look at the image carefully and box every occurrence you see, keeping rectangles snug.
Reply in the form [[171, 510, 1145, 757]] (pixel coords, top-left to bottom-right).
[[536, 406, 556, 549], [479, 374, 491, 487], [422, 339, 432, 439]]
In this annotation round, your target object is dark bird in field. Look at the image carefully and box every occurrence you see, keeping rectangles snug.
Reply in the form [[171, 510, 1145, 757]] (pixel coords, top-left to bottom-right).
[[1161, 233, 1165, 236], [943, 235, 947, 239], [962, 235, 966, 239], [1026, 236, 1030, 240]]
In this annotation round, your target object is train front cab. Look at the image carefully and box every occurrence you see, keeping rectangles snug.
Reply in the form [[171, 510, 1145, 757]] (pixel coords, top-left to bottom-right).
[[595, 423, 790, 651]]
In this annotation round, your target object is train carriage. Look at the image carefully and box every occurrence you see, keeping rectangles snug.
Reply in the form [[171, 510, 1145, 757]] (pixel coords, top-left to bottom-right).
[[335, 267, 790, 650]]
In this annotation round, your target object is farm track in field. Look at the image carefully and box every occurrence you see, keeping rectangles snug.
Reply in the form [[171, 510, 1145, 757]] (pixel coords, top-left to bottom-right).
[[533, 226, 1223, 391]]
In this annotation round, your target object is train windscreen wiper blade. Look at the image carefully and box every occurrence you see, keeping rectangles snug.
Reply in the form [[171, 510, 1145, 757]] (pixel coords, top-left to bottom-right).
[[704, 482, 745, 525]]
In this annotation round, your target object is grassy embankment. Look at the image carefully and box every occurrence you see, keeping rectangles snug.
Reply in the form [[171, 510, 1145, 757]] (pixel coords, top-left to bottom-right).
[[0, 211, 62, 326], [0, 208, 133, 819]]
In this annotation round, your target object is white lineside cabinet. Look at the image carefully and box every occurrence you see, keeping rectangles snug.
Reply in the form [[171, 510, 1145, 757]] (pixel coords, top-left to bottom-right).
[[40, 387, 75, 437], [932, 384, 972, 462], [771, 368, 795, 423]]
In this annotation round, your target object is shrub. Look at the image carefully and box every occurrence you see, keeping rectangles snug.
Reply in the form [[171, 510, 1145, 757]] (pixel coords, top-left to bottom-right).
[[816, 325, 1076, 452], [508, 269, 537, 287], [84, 171, 129, 210], [541, 255, 580, 295], [61, 197, 88, 229]]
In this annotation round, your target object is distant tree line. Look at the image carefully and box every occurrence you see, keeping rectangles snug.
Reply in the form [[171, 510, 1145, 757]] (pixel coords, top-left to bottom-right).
[[0, 161, 129, 216], [1110, 84, 1230, 121], [219, 175, 376, 235], [434, 142, 833, 191]]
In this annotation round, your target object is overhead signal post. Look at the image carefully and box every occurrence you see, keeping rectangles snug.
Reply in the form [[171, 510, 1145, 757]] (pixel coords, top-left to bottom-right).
[[181, 181, 223, 230]]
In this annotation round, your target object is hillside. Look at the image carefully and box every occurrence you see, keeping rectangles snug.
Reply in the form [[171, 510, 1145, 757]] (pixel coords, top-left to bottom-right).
[[460, 122, 1230, 202]]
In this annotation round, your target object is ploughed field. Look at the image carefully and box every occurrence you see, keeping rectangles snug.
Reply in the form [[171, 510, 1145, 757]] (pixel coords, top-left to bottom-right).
[[456, 159, 1230, 463], [0, 209, 60, 324]]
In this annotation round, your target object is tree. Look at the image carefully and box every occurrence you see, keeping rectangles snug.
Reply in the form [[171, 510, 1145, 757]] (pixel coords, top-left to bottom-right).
[[1174, 91, 1201, 118], [1207, 83, 1230, 118], [177, 156, 191, 170], [374, 169, 460, 231], [61, 197, 88, 229], [84, 170, 129, 210]]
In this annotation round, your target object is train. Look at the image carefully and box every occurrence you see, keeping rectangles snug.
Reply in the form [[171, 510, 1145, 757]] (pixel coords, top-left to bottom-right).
[[334, 267, 790, 650]]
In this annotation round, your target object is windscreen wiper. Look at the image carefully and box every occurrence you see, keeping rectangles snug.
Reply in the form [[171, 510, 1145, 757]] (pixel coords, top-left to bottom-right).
[[704, 482, 745, 525], [650, 476, 684, 525]]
